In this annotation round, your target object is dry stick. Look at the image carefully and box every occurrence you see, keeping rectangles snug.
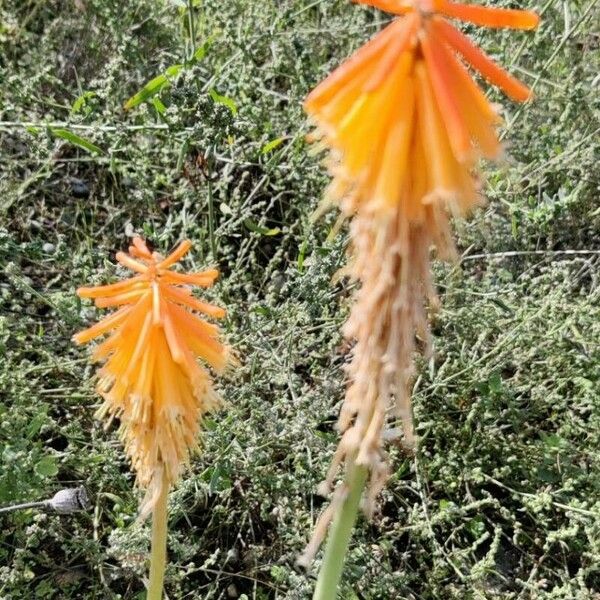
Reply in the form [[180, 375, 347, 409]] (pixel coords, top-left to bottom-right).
[[147, 473, 169, 600], [0, 500, 48, 514], [313, 461, 368, 600]]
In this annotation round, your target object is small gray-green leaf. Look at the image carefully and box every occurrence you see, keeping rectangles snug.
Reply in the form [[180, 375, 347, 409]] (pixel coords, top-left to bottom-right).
[[243, 219, 280, 236], [261, 137, 284, 154]]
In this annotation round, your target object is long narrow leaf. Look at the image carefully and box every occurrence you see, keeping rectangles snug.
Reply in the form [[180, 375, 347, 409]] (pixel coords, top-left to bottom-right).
[[50, 128, 103, 155], [124, 64, 184, 110], [209, 89, 237, 115]]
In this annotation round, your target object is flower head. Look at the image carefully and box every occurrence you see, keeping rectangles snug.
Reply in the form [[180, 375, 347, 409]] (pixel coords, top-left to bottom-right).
[[300, 1, 539, 568], [73, 237, 229, 516], [305, 0, 539, 216]]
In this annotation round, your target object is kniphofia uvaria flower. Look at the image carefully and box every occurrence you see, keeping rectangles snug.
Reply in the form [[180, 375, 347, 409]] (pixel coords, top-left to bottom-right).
[[73, 237, 229, 600], [306, 0, 539, 217], [301, 0, 540, 595]]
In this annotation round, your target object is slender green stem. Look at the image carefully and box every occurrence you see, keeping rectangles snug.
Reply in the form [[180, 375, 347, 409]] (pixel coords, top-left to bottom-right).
[[187, 0, 197, 61], [147, 475, 169, 600], [313, 461, 368, 600], [207, 165, 217, 258]]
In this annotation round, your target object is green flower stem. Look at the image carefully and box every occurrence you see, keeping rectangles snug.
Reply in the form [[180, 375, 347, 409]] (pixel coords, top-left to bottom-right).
[[313, 461, 368, 600], [147, 475, 169, 600]]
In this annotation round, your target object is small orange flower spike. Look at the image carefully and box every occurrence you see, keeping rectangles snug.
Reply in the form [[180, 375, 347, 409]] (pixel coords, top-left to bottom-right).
[[73, 237, 229, 517], [305, 0, 540, 215]]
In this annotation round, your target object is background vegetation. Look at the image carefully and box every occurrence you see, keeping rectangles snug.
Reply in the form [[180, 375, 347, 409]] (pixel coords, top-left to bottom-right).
[[0, 0, 598, 598]]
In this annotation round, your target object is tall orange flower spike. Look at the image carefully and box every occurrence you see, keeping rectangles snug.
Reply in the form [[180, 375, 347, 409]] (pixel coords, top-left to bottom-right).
[[300, 0, 539, 570], [73, 237, 229, 518], [305, 0, 539, 215]]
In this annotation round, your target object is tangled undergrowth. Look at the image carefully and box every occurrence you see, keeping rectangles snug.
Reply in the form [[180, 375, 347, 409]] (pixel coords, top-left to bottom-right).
[[0, 0, 598, 598]]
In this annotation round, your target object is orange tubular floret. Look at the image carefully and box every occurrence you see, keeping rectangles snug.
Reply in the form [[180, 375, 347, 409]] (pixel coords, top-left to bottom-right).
[[420, 25, 472, 161], [116, 251, 149, 273], [339, 52, 413, 175], [159, 270, 219, 287], [363, 13, 419, 91], [435, 39, 501, 158], [406, 120, 428, 222], [163, 286, 226, 319], [157, 240, 193, 270], [415, 62, 460, 198], [132, 237, 153, 259], [72, 306, 130, 345], [169, 303, 220, 338], [124, 313, 154, 376], [429, 21, 500, 123], [305, 18, 403, 111], [95, 289, 148, 308], [439, 2, 540, 30], [152, 283, 162, 325], [76, 276, 145, 299], [172, 306, 227, 371], [129, 246, 149, 260], [371, 75, 416, 209], [435, 19, 533, 102], [91, 333, 121, 362], [162, 303, 185, 364], [353, 0, 413, 15]]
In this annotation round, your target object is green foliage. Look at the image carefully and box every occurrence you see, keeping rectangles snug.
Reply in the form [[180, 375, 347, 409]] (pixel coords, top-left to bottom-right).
[[0, 0, 598, 598]]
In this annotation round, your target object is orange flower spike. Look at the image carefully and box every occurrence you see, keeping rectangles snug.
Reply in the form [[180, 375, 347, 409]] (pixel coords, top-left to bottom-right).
[[73, 237, 230, 599], [305, 0, 539, 216], [73, 237, 229, 508], [301, 2, 540, 582]]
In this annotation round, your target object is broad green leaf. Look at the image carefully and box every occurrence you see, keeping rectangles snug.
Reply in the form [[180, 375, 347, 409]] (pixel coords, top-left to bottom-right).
[[261, 137, 284, 154], [243, 219, 280, 236], [124, 64, 183, 110], [35, 456, 58, 477], [50, 128, 103, 155], [488, 372, 503, 393], [209, 89, 237, 115]]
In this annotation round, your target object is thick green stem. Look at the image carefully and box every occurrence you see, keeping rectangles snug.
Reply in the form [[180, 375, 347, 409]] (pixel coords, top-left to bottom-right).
[[147, 475, 169, 600], [313, 462, 368, 600]]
